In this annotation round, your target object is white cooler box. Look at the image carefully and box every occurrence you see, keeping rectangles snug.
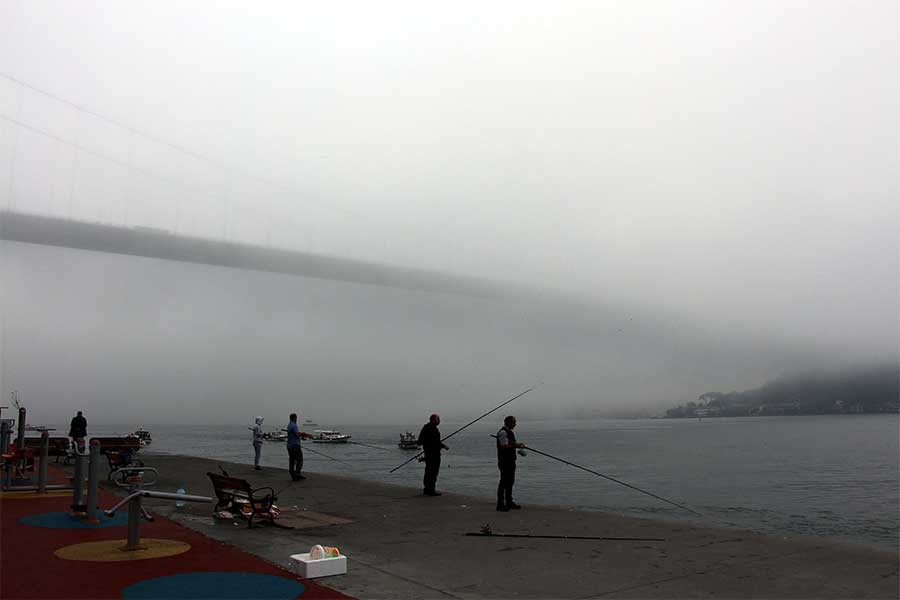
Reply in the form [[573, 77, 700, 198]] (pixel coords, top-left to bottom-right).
[[289, 552, 347, 578]]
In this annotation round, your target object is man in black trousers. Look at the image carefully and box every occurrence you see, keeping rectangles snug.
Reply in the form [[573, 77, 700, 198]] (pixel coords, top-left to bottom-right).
[[417, 413, 449, 496], [496, 415, 525, 511]]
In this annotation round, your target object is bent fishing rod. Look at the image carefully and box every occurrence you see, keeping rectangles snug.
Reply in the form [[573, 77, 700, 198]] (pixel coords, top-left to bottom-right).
[[491, 436, 701, 517], [389, 385, 539, 473]]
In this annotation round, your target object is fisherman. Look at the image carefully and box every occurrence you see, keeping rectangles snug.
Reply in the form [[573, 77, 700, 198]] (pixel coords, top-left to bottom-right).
[[286, 413, 313, 481], [496, 415, 525, 511], [250, 416, 265, 470], [68, 410, 87, 452], [417, 413, 449, 496]]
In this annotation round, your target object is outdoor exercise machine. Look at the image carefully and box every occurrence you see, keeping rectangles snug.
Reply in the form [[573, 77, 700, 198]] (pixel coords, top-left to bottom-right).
[[104, 466, 212, 550]]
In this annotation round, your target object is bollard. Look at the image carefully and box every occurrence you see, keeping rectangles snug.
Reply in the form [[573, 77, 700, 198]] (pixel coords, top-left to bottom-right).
[[71, 445, 85, 510], [38, 430, 49, 493], [85, 440, 100, 523]]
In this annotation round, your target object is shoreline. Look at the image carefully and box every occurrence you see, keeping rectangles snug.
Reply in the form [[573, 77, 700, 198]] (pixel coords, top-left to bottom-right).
[[104, 451, 899, 599], [142, 444, 899, 553]]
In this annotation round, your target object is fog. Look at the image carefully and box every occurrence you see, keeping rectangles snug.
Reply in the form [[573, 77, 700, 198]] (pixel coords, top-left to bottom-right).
[[1, 2, 897, 425]]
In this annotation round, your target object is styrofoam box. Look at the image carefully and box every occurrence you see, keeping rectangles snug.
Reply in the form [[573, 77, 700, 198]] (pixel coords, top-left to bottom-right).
[[289, 553, 347, 578]]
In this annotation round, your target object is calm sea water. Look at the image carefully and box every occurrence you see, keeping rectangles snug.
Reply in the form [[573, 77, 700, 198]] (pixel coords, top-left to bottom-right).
[[92, 415, 898, 549]]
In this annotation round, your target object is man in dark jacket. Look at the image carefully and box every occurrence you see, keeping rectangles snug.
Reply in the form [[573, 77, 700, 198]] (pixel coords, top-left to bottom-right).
[[496, 415, 525, 511], [417, 413, 449, 496], [68, 411, 87, 451]]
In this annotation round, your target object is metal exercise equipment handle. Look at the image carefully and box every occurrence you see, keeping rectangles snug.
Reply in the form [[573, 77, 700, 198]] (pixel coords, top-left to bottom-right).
[[105, 490, 212, 516]]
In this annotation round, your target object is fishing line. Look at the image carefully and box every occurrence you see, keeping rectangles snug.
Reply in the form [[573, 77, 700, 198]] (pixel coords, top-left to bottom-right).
[[347, 440, 398, 453], [492, 436, 702, 517]]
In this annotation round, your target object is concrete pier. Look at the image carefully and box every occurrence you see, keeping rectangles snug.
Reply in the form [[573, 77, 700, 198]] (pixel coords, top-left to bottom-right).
[[130, 453, 898, 599]]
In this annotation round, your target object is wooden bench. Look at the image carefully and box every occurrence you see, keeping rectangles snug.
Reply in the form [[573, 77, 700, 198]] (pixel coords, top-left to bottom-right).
[[206, 472, 277, 528], [90, 436, 142, 454], [105, 450, 145, 480], [88, 437, 145, 479], [22, 437, 70, 462]]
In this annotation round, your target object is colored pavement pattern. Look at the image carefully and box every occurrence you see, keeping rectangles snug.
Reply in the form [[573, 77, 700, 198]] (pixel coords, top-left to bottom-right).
[[0, 467, 352, 599]]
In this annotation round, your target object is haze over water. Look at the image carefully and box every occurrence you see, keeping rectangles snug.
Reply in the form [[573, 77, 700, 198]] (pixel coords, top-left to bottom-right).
[[2, 0, 898, 568]]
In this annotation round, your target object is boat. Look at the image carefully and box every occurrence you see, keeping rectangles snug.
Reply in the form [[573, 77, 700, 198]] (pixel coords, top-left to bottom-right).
[[132, 427, 152, 445], [263, 430, 287, 442], [398, 431, 420, 450], [311, 430, 351, 443], [302, 418, 319, 428]]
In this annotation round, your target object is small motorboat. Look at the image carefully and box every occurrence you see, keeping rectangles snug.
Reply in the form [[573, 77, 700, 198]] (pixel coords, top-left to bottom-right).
[[398, 431, 420, 450], [263, 430, 287, 442], [311, 430, 351, 443], [132, 427, 152, 445]]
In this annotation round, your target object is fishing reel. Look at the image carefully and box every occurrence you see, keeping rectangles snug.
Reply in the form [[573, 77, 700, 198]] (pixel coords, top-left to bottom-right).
[[517, 449, 527, 457]]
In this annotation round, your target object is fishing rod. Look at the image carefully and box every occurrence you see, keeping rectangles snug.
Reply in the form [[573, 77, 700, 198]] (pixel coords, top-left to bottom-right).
[[389, 385, 539, 474], [277, 428, 351, 465], [505, 439, 701, 517], [348, 440, 397, 453], [301, 443, 353, 466], [465, 532, 666, 542]]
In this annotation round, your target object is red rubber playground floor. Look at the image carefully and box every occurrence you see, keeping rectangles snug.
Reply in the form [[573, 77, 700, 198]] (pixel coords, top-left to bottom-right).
[[0, 468, 352, 599]]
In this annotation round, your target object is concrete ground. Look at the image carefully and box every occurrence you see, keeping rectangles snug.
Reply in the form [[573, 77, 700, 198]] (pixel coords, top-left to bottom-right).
[[97, 452, 898, 599]]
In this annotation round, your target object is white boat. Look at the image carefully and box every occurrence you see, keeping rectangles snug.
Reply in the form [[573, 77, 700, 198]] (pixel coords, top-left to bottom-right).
[[263, 430, 287, 442], [311, 430, 351, 443], [133, 427, 152, 445], [398, 431, 420, 450]]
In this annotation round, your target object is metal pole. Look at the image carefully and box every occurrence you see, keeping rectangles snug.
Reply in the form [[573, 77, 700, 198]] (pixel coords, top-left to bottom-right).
[[16, 406, 25, 449], [37, 430, 48, 493], [71, 445, 84, 510], [125, 481, 142, 549], [85, 440, 100, 523], [0, 420, 11, 453]]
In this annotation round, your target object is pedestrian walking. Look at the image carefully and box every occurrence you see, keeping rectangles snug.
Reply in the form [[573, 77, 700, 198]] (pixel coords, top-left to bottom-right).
[[68, 411, 87, 452]]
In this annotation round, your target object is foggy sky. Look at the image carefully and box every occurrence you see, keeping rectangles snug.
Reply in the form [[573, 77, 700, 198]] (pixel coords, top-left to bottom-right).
[[0, 2, 897, 424]]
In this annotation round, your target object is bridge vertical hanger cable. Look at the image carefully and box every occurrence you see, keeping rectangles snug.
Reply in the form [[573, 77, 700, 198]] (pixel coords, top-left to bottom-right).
[[67, 111, 79, 221], [5, 81, 22, 212]]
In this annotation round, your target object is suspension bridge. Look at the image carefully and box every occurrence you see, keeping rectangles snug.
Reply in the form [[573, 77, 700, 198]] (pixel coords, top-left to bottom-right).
[[0, 73, 503, 297]]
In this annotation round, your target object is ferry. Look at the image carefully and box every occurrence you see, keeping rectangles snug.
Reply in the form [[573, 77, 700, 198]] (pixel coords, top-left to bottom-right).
[[398, 431, 420, 450], [311, 430, 351, 443]]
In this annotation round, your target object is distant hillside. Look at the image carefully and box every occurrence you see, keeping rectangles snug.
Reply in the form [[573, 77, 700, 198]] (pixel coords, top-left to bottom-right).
[[666, 365, 899, 418]]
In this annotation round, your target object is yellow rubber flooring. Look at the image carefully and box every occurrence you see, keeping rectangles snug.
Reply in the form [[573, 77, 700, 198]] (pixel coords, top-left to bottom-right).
[[54, 538, 191, 562], [0, 490, 72, 500]]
